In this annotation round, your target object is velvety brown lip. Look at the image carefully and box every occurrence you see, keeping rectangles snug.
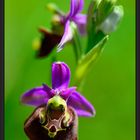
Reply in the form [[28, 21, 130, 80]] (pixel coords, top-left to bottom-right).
[[36, 28, 62, 58], [24, 105, 78, 140]]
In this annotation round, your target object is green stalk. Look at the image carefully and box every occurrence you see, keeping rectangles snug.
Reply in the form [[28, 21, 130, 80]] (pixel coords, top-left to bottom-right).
[[72, 27, 83, 63]]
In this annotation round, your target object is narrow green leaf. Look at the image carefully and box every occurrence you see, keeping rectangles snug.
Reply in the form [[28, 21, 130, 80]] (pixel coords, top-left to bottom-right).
[[71, 22, 83, 63], [86, 30, 106, 53], [87, 0, 101, 34], [75, 36, 108, 86]]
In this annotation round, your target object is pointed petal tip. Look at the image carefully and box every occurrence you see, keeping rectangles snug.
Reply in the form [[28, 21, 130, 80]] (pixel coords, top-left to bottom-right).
[[57, 45, 63, 52], [77, 108, 96, 117], [88, 104, 96, 117], [80, 106, 96, 117], [57, 40, 65, 52], [91, 108, 96, 117], [20, 94, 25, 104]]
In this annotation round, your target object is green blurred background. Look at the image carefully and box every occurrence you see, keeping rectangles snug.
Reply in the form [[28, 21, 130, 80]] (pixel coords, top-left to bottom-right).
[[5, 0, 135, 139]]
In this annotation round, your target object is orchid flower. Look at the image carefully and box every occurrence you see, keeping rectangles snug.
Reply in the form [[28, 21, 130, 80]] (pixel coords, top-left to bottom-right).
[[36, 0, 86, 57], [21, 62, 95, 117], [57, 0, 87, 52]]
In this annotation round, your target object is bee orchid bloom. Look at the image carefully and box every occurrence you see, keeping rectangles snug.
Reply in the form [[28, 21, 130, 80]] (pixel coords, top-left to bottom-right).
[[57, 0, 87, 52], [21, 62, 95, 117]]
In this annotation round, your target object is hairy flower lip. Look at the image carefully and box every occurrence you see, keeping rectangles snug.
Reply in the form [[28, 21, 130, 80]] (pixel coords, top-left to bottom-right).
[[21, 62, 95, 117], [24, 105, 78, 140]]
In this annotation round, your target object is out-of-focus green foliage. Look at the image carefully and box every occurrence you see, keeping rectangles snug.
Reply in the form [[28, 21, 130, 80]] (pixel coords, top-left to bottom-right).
[[5, 0, 135, 140]]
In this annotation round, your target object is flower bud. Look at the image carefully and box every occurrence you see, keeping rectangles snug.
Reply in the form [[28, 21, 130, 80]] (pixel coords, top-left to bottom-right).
[[97, 0, 117, 23], [98, 5, 124, 34]]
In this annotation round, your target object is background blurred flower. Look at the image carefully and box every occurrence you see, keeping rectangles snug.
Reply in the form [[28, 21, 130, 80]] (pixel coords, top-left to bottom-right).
[[35, 0, 87, 57], [34, 27, 62, 58], [57, 0, 87, 52]]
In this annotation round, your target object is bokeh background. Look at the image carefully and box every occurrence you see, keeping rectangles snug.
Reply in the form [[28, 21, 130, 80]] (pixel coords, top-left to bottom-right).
[[5, 0, 135, 140]]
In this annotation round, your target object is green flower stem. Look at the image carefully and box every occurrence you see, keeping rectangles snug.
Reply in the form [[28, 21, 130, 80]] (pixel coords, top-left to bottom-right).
[[74, 29, 82, 55], [72, 40, 79, 63], [72, 29, 83, 63]]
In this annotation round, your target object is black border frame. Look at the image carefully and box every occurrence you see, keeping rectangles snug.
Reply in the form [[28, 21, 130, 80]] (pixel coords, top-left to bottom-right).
[[0, 0, 4, 139], [1, 0, 138, 140], [136, 0, 140, 139]]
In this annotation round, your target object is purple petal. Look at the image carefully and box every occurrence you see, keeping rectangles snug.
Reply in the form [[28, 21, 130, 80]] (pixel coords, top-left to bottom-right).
[[57, 21, 73, 52], [52, 62, 71, 90], [42, 84, 52, 93], [67, 91, 96, 117], [21, 85, 52, 107], [76, 0, 84, 15], [68, 0, 84, 18], [69, 0, 76, 18], [73, 14, 87, 35], [60, 87, 76, 100]]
